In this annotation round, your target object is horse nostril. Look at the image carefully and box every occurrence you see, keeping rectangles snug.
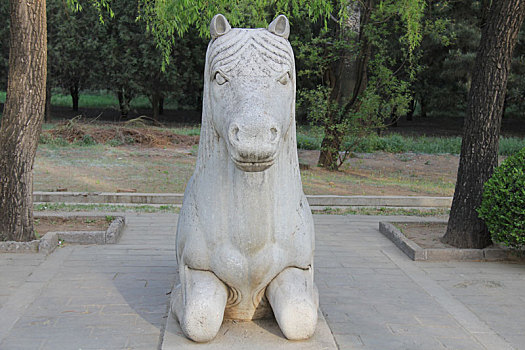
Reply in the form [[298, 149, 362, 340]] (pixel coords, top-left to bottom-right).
[[270, 127, 279, 142], [229, 124, 240, 143]]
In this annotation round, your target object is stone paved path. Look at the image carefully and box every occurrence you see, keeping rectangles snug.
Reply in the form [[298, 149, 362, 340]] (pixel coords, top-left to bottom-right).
[[0, 213, 524, 349], [0, 214, 176, 350]]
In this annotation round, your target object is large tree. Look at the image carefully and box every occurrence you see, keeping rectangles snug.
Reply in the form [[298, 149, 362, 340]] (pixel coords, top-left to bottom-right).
[[442, 0, 525, 248], [289, 0, 425, 170], [0, 0, 47, 242]]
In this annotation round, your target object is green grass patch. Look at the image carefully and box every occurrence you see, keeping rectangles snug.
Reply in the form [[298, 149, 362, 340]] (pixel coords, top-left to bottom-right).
[[314, 207, 450, 216], [296, 126, 525, 156], [34, 202, 180, 213], [33, 202, 447, 217], [49, 91, 181, 110], [167, 126, 201, 136]]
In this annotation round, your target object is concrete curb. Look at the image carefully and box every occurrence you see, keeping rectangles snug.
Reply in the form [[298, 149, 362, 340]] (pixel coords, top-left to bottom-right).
[[379, 221, 523, 262], [34, 191, 453, 208], [0, 215, 126, 255]]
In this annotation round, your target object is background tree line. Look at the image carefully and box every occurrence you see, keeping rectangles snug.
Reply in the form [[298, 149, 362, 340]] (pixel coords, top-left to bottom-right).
[[0, 0, 207, 120], [0, 1, 523, 127]]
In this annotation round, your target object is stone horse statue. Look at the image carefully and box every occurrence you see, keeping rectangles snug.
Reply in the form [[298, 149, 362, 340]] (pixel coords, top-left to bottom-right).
[[171, 14, 318, 342]]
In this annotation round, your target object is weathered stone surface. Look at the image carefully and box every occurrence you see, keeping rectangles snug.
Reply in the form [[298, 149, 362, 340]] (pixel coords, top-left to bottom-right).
[[38, 232, 58, 255], [162, 307, 337, 349], [379, 222, 425, 260], [105, 216, 126, 244], [57, 231, 105, 244], [171, 14, 318, 342], [0, 240, 39, 253], [34, 191, 453, 208]]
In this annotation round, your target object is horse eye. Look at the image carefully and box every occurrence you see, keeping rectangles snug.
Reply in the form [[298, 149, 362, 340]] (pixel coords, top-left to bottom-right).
[[278, 72, 290, 85], [214, 72, 228, 85]]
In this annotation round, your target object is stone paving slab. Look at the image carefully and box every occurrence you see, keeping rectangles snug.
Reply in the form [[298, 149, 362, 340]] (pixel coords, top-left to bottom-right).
[[162, 307, 337, 349], [0, 213, 524, 350]]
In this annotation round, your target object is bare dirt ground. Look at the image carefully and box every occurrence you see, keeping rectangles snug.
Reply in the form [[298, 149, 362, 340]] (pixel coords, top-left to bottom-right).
[[34, 217, 109, 236], [298, 150, 457, 196], [35, 116, 522, 197], [394, 222, 452, 249], [34, 145, 458, 196]]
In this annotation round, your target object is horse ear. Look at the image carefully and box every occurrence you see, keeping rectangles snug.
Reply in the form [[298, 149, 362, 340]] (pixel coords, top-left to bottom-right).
[[268, 15, 290, 39], [210, 14, 231, 39]]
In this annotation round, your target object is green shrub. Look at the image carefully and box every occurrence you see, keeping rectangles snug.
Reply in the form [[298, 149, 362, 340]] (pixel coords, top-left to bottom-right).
[[73, 134, 97, 146], [478, 147, 525, 250], [38, 133, 54, 144], [41, 136, 69, 147], [107, 138, 123, 147], [499, 137, 525, 156], [296, 134, 321, 150]]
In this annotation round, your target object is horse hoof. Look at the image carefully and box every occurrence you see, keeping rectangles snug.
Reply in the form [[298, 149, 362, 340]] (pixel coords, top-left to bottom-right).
[[175, 268, 228, 342], [266, 267, 319, 340]]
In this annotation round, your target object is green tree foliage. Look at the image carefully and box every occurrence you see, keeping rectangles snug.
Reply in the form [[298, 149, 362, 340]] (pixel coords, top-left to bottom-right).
[[414, 1, 525, 120], [47, 0, 105, 111], [45, 0, 207, 118], [139, 0, 333, 67], [100, 1, 208, 117], [293, 0, 425, 170], [414, 1, 480, 119]]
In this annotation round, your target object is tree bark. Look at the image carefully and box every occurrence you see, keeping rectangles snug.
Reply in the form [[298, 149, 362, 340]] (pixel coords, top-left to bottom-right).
[[151, 92, 160, 121], [44, 76, 52, 122], [0, 0, 47, 242], [318, 0, 373, 170], [70, 82, 79, 111], [442, 0, 525, 248], [117, 88, 132, 119], [158, 96, 164, 115], [406, 99, 416, 121]]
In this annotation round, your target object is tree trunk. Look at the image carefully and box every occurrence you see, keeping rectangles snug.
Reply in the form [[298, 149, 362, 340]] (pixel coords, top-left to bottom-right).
[[318, 0, 373, 170], [406, 99, 416, 121], [442, 0, 525, 248], [117, 88, 132, 119], [44, 77, 52, 122], [318, 125, 343, 170], [151, 92, 160, 121], [419, 97, 427, 118], [159, 96, 164, 115], [0, 0, 47, 242], [70, 82, 79, 111]]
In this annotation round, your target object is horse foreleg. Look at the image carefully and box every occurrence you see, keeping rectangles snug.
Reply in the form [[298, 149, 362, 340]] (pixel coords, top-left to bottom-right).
[[171, 266, 228, 342], [266, 266, 319, 340]]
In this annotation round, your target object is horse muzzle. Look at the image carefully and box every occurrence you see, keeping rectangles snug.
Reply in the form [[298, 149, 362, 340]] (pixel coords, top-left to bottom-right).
[[228, 122, 280, 172]]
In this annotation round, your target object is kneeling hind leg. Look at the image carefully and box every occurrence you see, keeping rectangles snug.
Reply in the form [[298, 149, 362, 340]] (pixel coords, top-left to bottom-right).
[[171, 266, 228, 342], [266, 266, 319, 340]]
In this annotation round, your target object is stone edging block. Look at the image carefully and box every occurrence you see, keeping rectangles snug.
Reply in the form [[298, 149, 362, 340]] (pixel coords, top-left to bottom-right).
[[0, 240, 40, 253], [0, 216, 126, 255], [379, 221, 524, 262], [33, 191, 453, 208]]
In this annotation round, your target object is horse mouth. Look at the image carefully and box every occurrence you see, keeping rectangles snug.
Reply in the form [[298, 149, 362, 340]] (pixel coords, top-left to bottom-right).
[[231, 157, 275, 172]]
